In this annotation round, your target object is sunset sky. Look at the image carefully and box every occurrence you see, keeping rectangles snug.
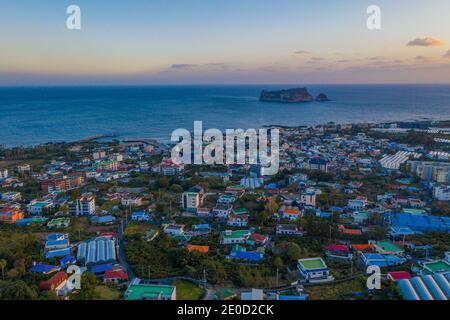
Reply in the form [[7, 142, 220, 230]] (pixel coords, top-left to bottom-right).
[[1, 0, 450, 85]]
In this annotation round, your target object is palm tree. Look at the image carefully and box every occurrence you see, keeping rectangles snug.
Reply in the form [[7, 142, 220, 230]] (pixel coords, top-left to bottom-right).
[[0, 259, 7, 280]]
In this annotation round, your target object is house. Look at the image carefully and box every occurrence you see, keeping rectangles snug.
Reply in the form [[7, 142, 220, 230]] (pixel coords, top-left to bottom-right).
[[163, 224, 185, 236], [196, 208, 211, 217], [124, 279, 176, 300], [45, 234, 70, 251], [348, 197, 367, 210], [352, 211, 369, 224], [338, 224, 363, 236], [373, 240, 404, 255], [29, 263, 60, 275], [1, 191, 22, 202], [248, 233, 269, 246], [131, 211, 151, 222], [0, 207, 24, 223], [91, 215, 116, 225], [359, 253, 406, 268], [227, 214, 249, 227], [220, 230, 250, 245], [228, 250, 265, 262], [387, 271, 411, 281], [121, 197, 143, 207], [324, 244, 353, 262], [433, 185, 450, 201], [104, 269, 129, 284], [282, 208, 301, 221], [47, 217, 71, 229], [28, 200, 53, 215], [241, 289, 264, 301], [39, 271, 69, 296], [420, 260, 450, 275], [192, 224, 211, 236], [297, 257, 334, 283], [276, 224, 304, 236], [212, 205, 233, 219], [186, 245, 209, 253]]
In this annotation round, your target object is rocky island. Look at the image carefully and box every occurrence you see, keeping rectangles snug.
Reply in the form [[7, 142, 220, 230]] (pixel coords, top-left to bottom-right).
[[259, 87, 330, 103]]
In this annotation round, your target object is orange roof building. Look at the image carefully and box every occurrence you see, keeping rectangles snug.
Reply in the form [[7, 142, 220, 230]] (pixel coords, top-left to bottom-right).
[[0, 207, 24, 224], [186, 245, 209, 253], [351, 244, 374, 252]]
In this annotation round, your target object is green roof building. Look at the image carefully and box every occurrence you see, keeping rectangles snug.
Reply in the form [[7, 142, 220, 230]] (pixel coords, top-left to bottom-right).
[[124, 280, 176, 300]]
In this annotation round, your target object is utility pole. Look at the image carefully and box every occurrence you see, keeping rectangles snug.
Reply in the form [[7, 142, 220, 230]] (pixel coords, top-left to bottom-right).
[[276, 268, 279, 288]]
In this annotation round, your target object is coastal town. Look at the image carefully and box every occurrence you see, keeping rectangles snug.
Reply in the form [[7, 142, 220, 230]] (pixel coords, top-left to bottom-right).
[[0, 120, 449, 300]]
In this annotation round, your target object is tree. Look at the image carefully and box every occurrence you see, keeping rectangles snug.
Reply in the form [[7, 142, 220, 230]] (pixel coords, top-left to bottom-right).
[[0, 259, 6, 280], [74, 272, 99, 300], [0, 280, 38, 300]]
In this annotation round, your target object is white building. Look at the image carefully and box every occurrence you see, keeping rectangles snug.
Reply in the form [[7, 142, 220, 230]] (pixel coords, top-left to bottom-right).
[[433, 185, 450, 201], [0, 168, 8, 179], [69, 193, 96, 216]]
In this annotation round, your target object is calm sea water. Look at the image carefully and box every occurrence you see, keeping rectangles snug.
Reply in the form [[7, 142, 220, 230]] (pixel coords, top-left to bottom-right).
[[1, 84, 450, 147]]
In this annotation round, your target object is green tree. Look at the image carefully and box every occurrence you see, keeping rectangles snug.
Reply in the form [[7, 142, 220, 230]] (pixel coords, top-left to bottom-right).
[[0, 259, 6, 281]]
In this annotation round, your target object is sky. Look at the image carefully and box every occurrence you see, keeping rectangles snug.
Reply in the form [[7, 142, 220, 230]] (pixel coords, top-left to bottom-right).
[[1, 0, 450, 85]]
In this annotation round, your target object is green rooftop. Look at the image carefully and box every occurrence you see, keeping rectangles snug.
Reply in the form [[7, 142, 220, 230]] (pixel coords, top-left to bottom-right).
[[424, 260, 450, 273], [376, 240, 404, 253], [221, 230, 249, 239], [298, 258, 326, 270], [125, 284, 175, 300]]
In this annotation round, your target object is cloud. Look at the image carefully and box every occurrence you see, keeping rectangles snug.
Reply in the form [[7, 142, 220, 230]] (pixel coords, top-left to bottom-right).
[[170, 64, 197, 69], [406, 37, 445, 47], [444, 50, 450, 58], [294, 50, 310, 54]]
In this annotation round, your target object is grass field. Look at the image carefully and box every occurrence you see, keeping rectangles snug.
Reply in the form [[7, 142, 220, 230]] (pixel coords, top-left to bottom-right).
[[124, 222, 151, 236], [173, 280, 205, 300], [95, 285, 122, 300], [306, 277, 366, 300]]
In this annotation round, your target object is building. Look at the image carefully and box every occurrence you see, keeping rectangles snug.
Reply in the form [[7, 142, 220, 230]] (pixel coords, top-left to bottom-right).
[[163, 224, 185, 236], [69, 193, 96, 216], [348, 197, 367, 210], [28, 200, 53, 215], [297, 258, 334, 283], [227, 214, 249, 227], [104, 269, 129, 284], [308, 158, 328, 172], [16, 164, 31, 172], [77, 236, 117, 266], [299, 193, 316, 207], [276, 224, 304, 236], [181, 186, 204, 212], [220, 230, 250, 245], [282, 208, 301, 221], [397, 273, 449, 300], [39, 271, 69, 296], [409, 161, 450, 183], [124, 279, 176, 300], [121, 196, 143, 207], [0, 191, 21, 202], [131, 211, 151, 221], [0, 168, 8, 179], [47, 217, 71, 229], [0, 207, 24, 223], [433, 185, 450, 201]]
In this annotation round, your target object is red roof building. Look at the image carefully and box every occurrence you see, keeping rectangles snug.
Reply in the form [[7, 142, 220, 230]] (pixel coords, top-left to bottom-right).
[[104, 269, 129, 283], [39, 271, 68, 291], [387, 271, 411, 281]]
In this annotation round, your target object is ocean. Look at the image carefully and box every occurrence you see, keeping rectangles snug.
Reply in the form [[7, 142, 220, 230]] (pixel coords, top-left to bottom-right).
[[1, 84, 450, 147]]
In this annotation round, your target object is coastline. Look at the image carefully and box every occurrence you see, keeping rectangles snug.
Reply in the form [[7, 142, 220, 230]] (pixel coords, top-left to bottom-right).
[[2, 118, 450, 150]]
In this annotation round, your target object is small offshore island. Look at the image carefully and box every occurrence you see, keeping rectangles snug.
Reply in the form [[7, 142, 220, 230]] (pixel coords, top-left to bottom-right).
[[260, 87, 330, 103]]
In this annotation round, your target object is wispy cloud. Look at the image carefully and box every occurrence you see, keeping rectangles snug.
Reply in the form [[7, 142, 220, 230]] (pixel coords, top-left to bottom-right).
[[170, 64, 198, 69], [444, 50, 450, 58], [294, 50, 310, 54], [407, 37, 445, 47]]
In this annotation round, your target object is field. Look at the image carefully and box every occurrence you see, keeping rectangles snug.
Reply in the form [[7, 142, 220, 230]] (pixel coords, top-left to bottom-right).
[[95, 285, 122, 300], [173, 280, 205, 300]]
